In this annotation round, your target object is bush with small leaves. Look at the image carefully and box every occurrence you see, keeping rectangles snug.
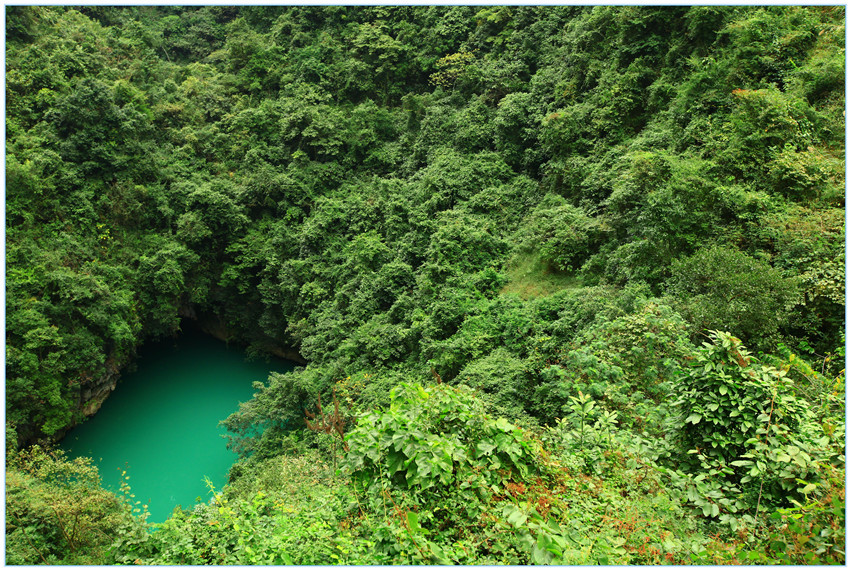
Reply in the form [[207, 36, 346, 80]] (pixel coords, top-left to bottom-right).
[[667, 245, 800, 350], [5, 445, 136, 565]]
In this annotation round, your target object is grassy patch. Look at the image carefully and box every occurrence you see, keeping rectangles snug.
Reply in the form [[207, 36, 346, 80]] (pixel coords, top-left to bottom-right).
[[500, 250, 583, 299]]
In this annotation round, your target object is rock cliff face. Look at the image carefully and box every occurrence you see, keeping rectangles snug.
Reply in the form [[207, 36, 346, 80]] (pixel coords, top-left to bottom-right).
[[43, 309, 305, 447], [41, 357, 127, 447], [264, 345, 307, 365], [79, 359, 122, 417], [194, 311, 308, 365]]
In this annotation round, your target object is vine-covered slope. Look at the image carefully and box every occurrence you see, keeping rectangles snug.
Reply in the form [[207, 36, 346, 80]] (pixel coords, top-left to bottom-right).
[[6, 6, 845, 564]]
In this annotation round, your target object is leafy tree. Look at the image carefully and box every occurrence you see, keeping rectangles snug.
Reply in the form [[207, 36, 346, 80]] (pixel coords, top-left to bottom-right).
[[666, 245, 800, 349]]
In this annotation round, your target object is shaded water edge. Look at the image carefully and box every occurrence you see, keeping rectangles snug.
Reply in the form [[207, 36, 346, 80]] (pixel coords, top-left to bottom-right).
[[59, 325, 295, 522]]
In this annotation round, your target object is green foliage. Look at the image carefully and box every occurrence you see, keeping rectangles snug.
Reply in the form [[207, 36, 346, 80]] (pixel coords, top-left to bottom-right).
[[500, 250, 582, 299], [676, 331, 804, 463], [455, 348, 536, 426], [578, 301, 694, 398], [716, 88, 821, 190], [345, 382, 540, 498], [531, 299, 692, 430], [429, 50, 476, 90], [667, 245, 800, 350], [743, 462, 845, 565], [671, 331, 842, 526], [514, 193, 601, 273], [755, 205, 845, 358], [6, 445, 136, 565], [5, 5, 844, 566], [117, 453, 360, 565], [222, 368, 323, 460], [493, 91, 539, 171]]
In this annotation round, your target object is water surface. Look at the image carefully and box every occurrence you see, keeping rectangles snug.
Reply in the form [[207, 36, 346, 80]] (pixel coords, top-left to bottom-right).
[[61, 327, 293, 522]]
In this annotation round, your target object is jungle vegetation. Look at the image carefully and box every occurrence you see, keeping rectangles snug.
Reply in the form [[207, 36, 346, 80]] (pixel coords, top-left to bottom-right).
[[5, 5, 845, 564]]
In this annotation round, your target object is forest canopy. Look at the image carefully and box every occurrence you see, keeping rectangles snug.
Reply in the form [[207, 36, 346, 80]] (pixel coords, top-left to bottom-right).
[[5, 5, 845, 565]]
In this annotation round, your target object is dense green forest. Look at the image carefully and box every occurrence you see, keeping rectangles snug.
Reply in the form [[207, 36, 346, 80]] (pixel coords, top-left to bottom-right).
[[5, 5, 845, 564]]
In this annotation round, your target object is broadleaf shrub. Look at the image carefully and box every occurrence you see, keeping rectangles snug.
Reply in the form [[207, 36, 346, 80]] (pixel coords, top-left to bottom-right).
[[345, 382, 541, 501], [671, 331, 841, 520]]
